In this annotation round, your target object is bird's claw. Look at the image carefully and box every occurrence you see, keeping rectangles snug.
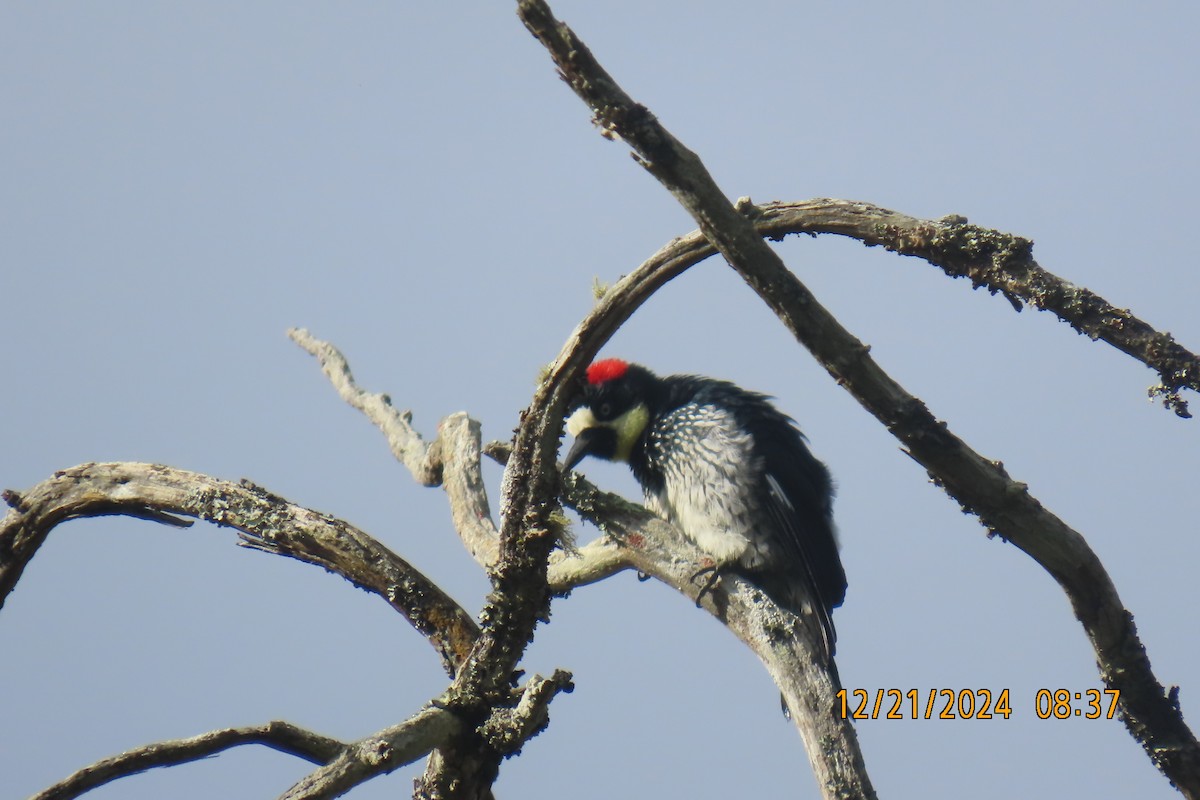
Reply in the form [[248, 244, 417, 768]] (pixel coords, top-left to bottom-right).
[[689, 563, 722, 608]]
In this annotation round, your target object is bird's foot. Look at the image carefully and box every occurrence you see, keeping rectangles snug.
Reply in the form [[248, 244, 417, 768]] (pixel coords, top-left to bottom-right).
[[689, 559, 723, 608]]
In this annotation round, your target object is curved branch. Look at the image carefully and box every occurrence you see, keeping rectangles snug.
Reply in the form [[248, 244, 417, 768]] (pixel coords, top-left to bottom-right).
[[0, 463, 479, 676], [518, 1, 1199, 797], [512, 197, 1198, 426], [757, 199, 1199, 418], [2, 459, 569, 800], [31, 722, 346, 800]]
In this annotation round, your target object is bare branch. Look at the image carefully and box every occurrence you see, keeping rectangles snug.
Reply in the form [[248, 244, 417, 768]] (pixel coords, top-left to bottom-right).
[[289, 327, 444, 485], [562, 469, 865, 794], [517, 0, 1200, 796], [412, 385, 580, 797], [478, 670, 575, 755], [484, 440, 632, 591], [288, 328, 576, 798], [757, 199, 1199, 418], [409, 188, 642, 798], [498, 441, 866, 793], [439, 414, 500, 569], [278, 705, 461, 800], [289, 330, 502, 570], [0, 448, 565, 800], [547, 530, 628, 592], [281, 675, 572, 800], [0, 463, 479, 676], [32, 722, 346, 800]]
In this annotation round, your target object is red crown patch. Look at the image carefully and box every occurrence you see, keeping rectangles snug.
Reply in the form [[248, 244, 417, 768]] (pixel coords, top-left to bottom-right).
[[586, 358, 628, 385]]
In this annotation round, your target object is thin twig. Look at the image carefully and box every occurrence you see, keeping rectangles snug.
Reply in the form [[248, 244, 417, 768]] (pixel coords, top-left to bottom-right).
[[289, 327, 444, 484]]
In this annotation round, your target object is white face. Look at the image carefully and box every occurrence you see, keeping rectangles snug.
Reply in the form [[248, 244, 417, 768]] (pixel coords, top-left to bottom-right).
[[566, 406, 597, 438]]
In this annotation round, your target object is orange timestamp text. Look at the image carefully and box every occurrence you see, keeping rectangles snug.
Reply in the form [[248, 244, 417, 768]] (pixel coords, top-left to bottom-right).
[[836, 688, 1121, 720], [837, 688, 1012, 720]]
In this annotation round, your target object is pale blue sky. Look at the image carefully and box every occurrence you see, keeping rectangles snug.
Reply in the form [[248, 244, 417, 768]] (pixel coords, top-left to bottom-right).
[[3, 2, 1198, 798]]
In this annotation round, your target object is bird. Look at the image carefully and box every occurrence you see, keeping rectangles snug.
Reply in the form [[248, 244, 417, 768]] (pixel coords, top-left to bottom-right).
[[564, 357, 846, 659]]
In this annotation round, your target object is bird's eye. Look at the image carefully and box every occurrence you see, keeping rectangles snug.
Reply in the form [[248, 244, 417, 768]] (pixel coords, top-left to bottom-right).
[[597, 403, 613, 418]]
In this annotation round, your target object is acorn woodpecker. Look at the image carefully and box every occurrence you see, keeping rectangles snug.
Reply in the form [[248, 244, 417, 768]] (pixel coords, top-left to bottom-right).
[[565, 358, 846, 658]]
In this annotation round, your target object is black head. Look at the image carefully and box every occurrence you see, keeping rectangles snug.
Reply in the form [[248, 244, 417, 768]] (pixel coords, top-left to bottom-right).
[[564, 359, 658, 469]]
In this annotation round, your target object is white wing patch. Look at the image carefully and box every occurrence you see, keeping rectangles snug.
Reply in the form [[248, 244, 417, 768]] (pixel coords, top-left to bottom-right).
[[644, 403, 765, 567]]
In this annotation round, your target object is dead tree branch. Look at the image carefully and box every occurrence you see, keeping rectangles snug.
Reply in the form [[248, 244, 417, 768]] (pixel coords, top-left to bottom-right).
[[289, 327, 444, 485], [290, 329, 501, 569], [476, 670, 575, 756], [287, 285, 588, 798], [30, 722, 346, 800], [517, 0, 1199, 797], [6, 5, 1194, 798], [492, 436, 867, 793], [753, 199, 1199, 417], [0, 463, 479, 676], [500, 433, 868, 799], [278, 705, 462, 800], [409, 330, 593, 796], [0, 457, 575, 800]]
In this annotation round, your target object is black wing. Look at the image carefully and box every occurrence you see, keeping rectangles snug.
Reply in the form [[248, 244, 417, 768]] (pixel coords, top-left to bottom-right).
[[747, 405, 846, 659], [664, 376, 847, 659]]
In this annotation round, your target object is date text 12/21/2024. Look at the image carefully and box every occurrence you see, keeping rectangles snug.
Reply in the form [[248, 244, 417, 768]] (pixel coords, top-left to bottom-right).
[[836, 689, 1122, 721]]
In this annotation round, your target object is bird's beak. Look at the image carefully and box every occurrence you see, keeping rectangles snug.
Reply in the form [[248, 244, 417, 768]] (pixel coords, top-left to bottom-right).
[[565, 427, 603, 471]]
